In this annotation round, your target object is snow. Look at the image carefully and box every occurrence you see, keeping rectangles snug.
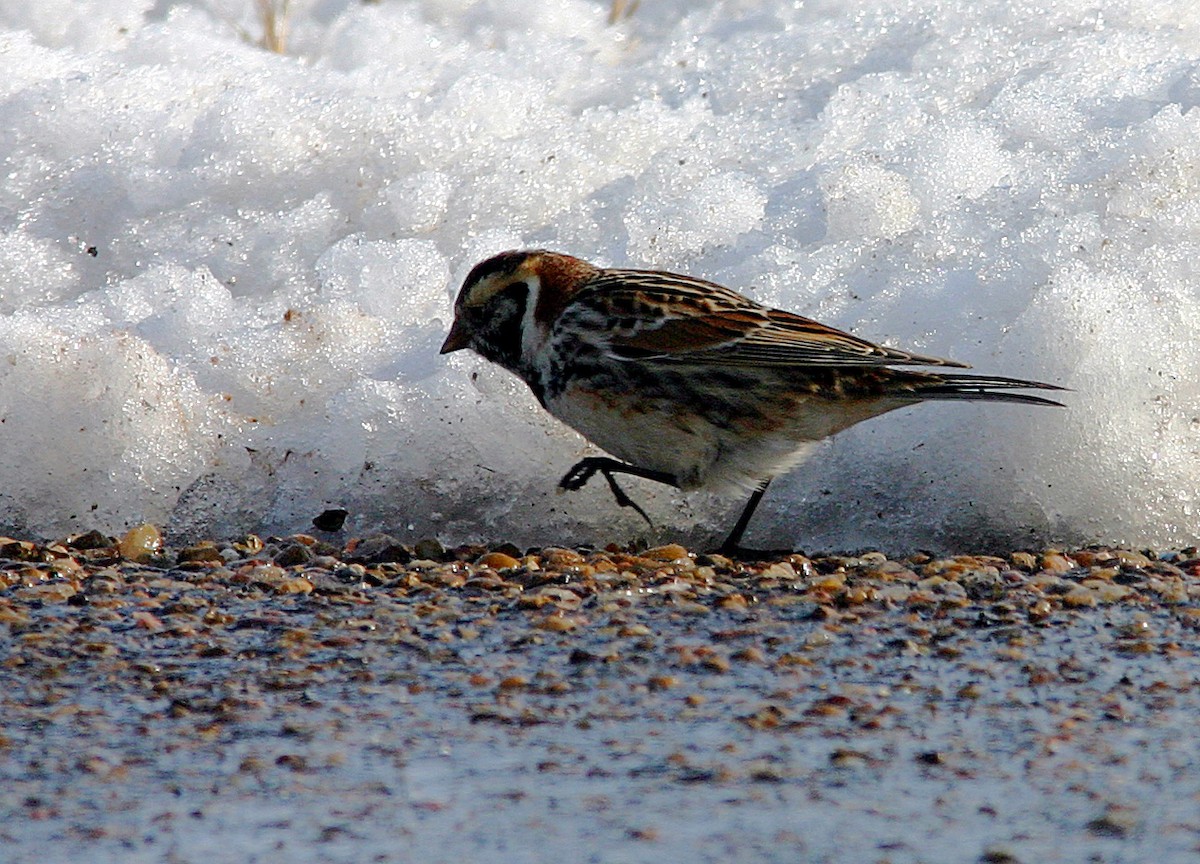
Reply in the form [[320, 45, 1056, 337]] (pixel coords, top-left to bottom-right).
[[0, 0, 1197, 551]]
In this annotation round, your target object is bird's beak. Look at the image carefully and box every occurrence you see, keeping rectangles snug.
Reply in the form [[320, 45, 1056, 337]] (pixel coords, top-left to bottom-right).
[[440, 319, 471, 354]]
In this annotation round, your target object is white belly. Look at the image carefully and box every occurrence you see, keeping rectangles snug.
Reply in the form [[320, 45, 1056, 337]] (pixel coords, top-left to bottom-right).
[[545, 383, 822, 494]]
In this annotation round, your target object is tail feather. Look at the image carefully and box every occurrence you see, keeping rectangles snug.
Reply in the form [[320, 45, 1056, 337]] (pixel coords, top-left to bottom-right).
[[917, 374, 1067, 407]]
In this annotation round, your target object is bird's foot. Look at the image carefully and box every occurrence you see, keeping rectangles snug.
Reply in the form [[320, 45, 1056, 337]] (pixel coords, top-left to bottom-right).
[[559, 457, 655, 527], [558, 457, 605, 492]]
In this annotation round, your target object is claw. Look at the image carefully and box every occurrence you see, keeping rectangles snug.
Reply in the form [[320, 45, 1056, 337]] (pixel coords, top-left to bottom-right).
[[558, 460, 598, 492]]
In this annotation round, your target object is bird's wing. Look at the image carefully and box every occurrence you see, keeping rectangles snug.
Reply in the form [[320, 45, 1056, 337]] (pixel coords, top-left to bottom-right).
[[563, 269, 968, 369]]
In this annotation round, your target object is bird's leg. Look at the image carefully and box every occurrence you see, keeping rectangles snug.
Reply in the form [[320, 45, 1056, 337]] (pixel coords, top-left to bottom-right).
[[718, 479, 772, 556], [559, 457, 676, 528], [559, 456, 676, 492], [561, 460, 780, 557]]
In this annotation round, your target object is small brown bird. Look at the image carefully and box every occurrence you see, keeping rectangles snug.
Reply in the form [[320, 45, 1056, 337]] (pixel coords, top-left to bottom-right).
[[441, 250, 1064, 554]]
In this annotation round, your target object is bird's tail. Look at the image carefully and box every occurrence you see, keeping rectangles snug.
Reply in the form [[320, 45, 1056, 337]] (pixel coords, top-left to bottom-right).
[[907, 372, 1070, 405], [915, 374, 1067, 407]]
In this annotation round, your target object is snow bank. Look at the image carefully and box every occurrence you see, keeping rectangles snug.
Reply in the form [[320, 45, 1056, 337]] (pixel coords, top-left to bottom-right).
[[0, 0, 1197, 551]]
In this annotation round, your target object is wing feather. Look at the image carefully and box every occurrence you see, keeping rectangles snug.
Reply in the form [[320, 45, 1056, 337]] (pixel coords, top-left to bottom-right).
[[565, 269, 968, 369]]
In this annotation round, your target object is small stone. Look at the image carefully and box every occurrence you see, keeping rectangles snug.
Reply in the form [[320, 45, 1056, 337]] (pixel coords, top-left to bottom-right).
[[232, 534, 265, 556], [761, 561, 799, 582], [700, 653, 730, 673], [0, 538, 40, 561], [349, 534, 411, 564], [979, 847, 1022, 864], [642, 544, 690, 562], [476, 551, 520, 570], [66, 529, 112, 550], [519, 586, 583, 610], [1113, 549, 1151, 568], [1062, 587, 1098, 607], [731, 646, 765, 663], [275, 754, 308, 772], [1089, 581, 1132, 603], [18, 582, 76, 603], [1087, 805, 1139, 838], [1041, 552, 1076, 573], [536, 613, 579, 632], [177, 544, 224, 565], [541, 547, 586, 568], [804, 630, 834, 648], [1009, 552, 1037, 571], [273, 544, 313, 568], [275, 576, 314, 595], [567, 649, 596, 665], [829, 748, 873, 768], [311, 508, 349, 532], [843, 585, 874, 604], [413, 538, 445, 560]]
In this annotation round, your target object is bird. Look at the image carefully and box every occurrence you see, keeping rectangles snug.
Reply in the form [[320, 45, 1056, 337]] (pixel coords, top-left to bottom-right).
[[440, 249, 1064, 555]]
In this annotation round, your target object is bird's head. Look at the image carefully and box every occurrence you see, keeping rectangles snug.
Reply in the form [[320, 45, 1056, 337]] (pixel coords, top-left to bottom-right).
[[441, 249, 598, 374]]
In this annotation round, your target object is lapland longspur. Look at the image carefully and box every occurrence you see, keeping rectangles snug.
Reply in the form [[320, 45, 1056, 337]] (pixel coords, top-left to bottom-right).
[[441, 250, 1063, 554]]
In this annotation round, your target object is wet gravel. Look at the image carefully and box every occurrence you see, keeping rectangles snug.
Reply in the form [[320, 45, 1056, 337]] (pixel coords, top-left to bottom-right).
[[2, 528, 1199, 863]]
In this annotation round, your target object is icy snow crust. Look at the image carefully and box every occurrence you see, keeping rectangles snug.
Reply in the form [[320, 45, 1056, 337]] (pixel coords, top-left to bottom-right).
[[0, 1, 1197, 550]]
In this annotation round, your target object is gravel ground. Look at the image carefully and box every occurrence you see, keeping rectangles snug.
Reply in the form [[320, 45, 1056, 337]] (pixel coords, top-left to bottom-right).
[[2, 528, 1199, 863]]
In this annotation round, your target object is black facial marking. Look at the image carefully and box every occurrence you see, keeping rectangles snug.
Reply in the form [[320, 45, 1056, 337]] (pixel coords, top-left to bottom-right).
[[468, 282, 529, 375]]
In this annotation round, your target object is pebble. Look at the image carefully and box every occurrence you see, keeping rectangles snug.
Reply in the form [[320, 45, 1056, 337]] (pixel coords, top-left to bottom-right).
[[1, 528, 1197, 859], [117, 524, 163, 562]]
